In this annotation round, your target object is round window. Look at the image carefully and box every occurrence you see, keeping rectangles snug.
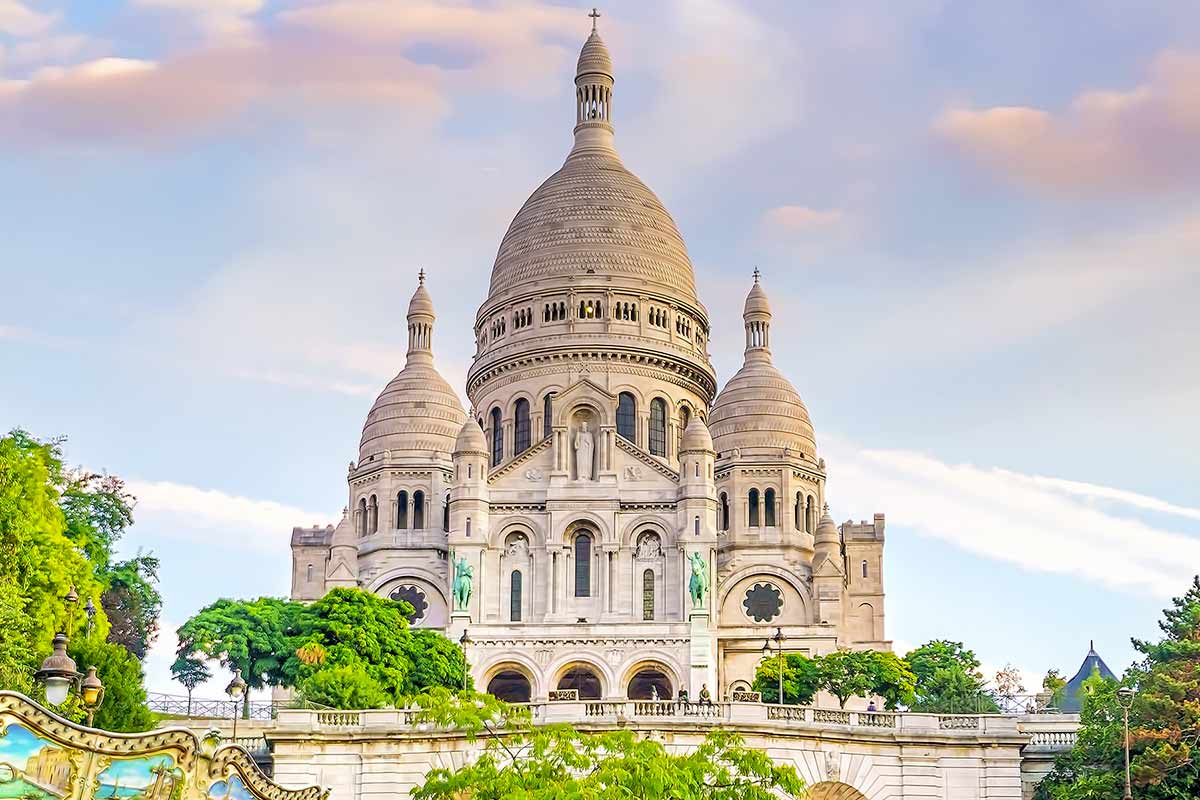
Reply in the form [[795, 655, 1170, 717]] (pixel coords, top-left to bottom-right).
[[389, 584, 428, 622], [742, 582, 783, 623]]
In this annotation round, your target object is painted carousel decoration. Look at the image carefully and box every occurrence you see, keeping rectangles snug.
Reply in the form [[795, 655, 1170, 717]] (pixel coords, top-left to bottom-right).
[[0, 692, 325, 800]]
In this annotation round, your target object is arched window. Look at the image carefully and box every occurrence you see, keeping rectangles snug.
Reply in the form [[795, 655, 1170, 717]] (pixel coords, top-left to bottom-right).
[[649, 398, 667, 456], [443, 493, 450, 532], [719, 493, 730, 531], [511, 570, 523, 622], [413, 491, 425, 529], [617, 392, 636, 442], [490, 407, 503, 466], [679, 406, 691, 448], [543, 393, 555, 439], [574, 532, 592, 597], [862, 560, 869, 579], [369, 495, 379, 533], [396, 491, 408, 530], [643, 569, 655, 620], [306, 564, 313, 582], [748, 489, 761, 527], [514, 398, 531, 454], [764, 489, 776, 527], [358, 498, 367, 536], [487, 669, 531, 703], [806, 495, 815, 533]]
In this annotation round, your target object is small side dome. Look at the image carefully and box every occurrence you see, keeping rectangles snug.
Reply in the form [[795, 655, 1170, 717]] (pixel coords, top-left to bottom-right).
[[680, 415, 714, 454], [576, 29, 613, 79], [814, 505, 839, 544], [454, 417, 488, 456]]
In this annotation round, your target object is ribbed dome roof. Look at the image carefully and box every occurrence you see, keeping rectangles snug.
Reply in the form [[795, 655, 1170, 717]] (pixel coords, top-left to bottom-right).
[[576, 29, 613, 78], [710, 359, 816, 458], [486, 149, 700, 304], [359, 362, 466, 463], [454, 416, 487, 456], [744, 280, 770, 316], [358, 277, 466, 463], [680, 415, 714, 453]]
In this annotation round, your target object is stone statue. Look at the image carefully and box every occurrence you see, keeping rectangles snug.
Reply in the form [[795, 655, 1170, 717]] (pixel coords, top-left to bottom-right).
[[688, 551, 708, 609], [574, 421, 595, 481], [452, 555, 473, 612]]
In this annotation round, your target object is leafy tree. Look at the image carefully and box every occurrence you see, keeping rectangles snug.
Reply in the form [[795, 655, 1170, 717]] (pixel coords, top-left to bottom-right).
[[905, 640, 998, 713], [299, 664, 388, 710], [412, 705, 806, 800], [752, 653, 822, 705], [176, 597, 299, 717], [1043, 669, 1067, 709], [868, 650, 917, 710], [102, 554, 161, 659], [817, 650, 876, 709], [1037, 576, 1200, 798], [170, 656, 212, 716], [68, 636, 154, 732], [288, 588, 470, 702]]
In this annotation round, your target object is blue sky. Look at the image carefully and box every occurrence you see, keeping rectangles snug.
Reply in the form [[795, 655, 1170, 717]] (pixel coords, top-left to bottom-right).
[[2, 0, 1198, 700]]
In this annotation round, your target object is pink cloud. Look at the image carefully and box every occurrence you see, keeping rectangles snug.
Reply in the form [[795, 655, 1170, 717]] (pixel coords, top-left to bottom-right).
[[935, 49, 1200, 194], [762, 205, 844, 232], [0, 0, 56, 37]]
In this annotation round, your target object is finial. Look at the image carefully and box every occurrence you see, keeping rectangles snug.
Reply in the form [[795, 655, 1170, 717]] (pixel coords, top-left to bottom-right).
[[418, 268, 425, 285], [752, 266, 761, 283], [589, 7, 600, 31], [823, 502, 830, 512]]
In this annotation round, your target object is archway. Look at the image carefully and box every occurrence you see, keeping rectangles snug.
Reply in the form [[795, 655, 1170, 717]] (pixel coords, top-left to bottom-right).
[[486, 669, 532, 703], [626, 667, 673, 700], [807, 782, 868, 800], [557, 664, 603, 700]]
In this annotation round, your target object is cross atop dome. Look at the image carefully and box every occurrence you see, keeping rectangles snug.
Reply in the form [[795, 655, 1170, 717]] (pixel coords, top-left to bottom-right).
[[589, 7, 600, 31], [418, 268, 425, 285], [753, 266, 761, 283]]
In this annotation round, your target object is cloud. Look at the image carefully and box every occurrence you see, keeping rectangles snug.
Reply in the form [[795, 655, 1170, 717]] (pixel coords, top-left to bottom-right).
[[133, 0, 263, 43], [824, 436, 1200, 598], [0, 0, 55, 37], [935, 49, 1200, 194], [126, 479, 328, 552], [762, 205, 845, 233]]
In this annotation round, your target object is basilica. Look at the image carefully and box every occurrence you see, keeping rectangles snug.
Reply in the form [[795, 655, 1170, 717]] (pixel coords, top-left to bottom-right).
[[289, 20, 888, 705]]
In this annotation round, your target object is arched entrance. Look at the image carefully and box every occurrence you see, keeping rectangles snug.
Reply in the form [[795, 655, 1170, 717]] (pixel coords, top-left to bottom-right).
[[807, 782, 868, 800], [486, 669, 532, 703], [557, 664, 603, 700], [626, 667, 673, 700]]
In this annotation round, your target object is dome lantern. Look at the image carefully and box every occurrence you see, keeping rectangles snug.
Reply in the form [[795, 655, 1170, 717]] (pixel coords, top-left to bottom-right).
[[407, 269, 435, 362], [743, 268, 772, 362], [573, 9, 615, 152]]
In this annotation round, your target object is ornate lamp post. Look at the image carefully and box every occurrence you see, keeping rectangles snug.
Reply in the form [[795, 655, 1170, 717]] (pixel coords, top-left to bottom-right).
[[35, 632, 80, 706], [459, 629, 472, 691], [80, 667, 106, 725], [761, 627, 785, 703], [226, 670, 247, 741], [1116, 686, 1136, 800]]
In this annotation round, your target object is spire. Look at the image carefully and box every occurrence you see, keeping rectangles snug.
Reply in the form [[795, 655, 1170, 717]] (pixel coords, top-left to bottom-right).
[[573, 9, 615, 153], [742, 270, 772, 360], [406, 271, 435, 361]]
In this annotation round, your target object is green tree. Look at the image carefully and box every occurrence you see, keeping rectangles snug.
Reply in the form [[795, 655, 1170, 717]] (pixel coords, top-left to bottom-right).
[[1037, 576, 1200, 798], [868, 650, 917, 710], [289, 588, 470, 703], [176, 597, 298, 718], [299, 664, 388, 710], [170, 655, 212, 716], [1043, 669, 1067, 710], [752, 653, 822, 705], [412, 717, 806, 800], [102, 554, 161, 659], [905, 640, 999, 713], [68, 636, 154, 732], [817, 650, 875, 709]]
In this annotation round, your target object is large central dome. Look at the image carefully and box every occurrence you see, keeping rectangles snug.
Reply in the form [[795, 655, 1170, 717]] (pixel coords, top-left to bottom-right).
[[468, 23, 715, 407], [486, 146, 699, 304]]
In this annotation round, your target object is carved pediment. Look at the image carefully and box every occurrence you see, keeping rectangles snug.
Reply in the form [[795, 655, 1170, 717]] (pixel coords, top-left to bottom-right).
[[550, 378, 617, 428]]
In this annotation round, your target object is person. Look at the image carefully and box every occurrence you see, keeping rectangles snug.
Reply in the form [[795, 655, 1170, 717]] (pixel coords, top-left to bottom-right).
[[677, 687, 689, 704], [866, 700, 877, 712], [699, 684, 712, 705]]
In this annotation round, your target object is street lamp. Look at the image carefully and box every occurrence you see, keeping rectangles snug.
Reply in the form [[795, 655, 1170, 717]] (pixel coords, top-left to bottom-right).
[[226, 670, 246, 741], [761, 627, 785, 704], [1116, 686, 1136, 800], [84, 598, 97, 638], [35, 633, 80, 707], [80, 667, 106, 726], [459, 629, 472, 691]]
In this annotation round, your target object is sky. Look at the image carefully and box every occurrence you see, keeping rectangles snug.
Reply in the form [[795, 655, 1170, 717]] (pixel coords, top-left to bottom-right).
[[2, 0, 1199, 702]]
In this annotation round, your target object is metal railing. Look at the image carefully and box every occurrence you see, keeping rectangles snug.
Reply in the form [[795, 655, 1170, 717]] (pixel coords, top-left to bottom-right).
[[146, 692, 328, 720]]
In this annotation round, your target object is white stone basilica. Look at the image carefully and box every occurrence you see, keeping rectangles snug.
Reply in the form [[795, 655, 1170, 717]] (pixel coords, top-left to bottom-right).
[[289, 20, 888, 705]]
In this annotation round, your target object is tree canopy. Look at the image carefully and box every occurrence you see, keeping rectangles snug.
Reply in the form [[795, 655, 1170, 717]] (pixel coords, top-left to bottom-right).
[[751, 648, 914, 709], [904, 640, 999, 714]]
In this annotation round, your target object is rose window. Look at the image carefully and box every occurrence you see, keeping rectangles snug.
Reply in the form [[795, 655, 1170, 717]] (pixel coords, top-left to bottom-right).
[[389, 584, 428, 622], [742, 582, 783, 623]]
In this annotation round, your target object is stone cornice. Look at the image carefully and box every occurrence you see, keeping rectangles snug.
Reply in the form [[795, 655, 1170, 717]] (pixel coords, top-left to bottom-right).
[[615, 436, 678, 482], [488, 436, 552, 482]]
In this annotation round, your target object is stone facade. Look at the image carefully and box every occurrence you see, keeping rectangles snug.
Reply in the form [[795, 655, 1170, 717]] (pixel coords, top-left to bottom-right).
[[289, 21, 887, 704]]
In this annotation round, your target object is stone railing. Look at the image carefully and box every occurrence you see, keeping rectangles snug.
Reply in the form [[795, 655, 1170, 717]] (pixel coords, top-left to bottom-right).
[[274, 702, 1063, 743]]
